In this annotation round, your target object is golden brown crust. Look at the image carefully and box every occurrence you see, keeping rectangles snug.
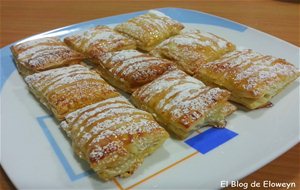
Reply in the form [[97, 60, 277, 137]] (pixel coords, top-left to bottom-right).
[[151, 29, 236, 75], [194, 49, 300, 109], [131, 69, 236, 139], [25, 64, 119, 120], [115, 10, 184, 51], [60, 96, 169, 181], [11, 37, 85, 76], [64, 25, 136, 59], [94, 50, 176, 93]]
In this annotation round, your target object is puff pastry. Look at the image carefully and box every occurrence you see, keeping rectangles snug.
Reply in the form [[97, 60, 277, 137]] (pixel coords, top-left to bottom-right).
[[94, 49, 176, 93], [194, 49, 300, 109], [60, 96, 169, 180], [115, 10, 184, 51], [132, 69, 236, 139], [25, 64, 119, 120], [151, 29, 235, 75], [64, 25, 136, 59], [11, 37, 84, 76]]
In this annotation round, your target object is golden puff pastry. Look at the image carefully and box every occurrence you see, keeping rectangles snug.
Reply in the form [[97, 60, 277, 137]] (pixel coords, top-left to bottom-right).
[[94, 49, 176, 93], [115, 10, 184, 51], [60, 96, 169, 181], [64, 25, 136, 59], [151, 29, 235, 75], [194, 49, 300, 109], [11, 37, 84, 76], [131, 69, 236, 139], [25, 64, 119, 120]]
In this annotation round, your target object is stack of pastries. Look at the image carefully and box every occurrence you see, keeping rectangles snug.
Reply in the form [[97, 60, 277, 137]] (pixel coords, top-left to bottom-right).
[[11, 10, 299, 181]]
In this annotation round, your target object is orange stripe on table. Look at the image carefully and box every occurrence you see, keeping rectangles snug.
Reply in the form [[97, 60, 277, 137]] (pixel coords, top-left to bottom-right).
[[113, 177, 125, 190], [125, 151, 198, 190]]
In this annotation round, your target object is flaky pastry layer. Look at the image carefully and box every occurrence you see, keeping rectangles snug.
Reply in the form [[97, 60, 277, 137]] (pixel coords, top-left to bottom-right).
[[150, 29, 235, 75], [194, 49, 300, 109], [11, 37, 84, 76], [60, 96, 168, 180], [132, 69, 236, 139], [64, 25, 136, 59], [25, 64, 119, 120], [115, 10, 184, 51], [94, 50, 176, 93]]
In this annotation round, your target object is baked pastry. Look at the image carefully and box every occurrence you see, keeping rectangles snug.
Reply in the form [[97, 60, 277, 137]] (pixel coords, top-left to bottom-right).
[[131, 69, 236, 139], [25, 64, 119, 120], [194, 49, 300, 109], [115, 10, 184, 51], [94, 49, 176, 93], [64, 25, 136, 59], [151, 29, 235, 75], [60, 96, 169, 181], [11, 37, 84, 76]]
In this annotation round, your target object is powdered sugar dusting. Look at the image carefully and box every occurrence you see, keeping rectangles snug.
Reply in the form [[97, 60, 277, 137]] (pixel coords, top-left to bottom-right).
[[121, 59, 161, 76], [34, 72, 98, 93], [133, 69, 228, 127], [25, 65, 101, 90], [73, 104, 134, 135], [13, 37, 83, 71], [138, 75, 182, 103], [25, 65, 84, 85], [196, 32, 228, 49], [148, 10, 170, 18], [235, 56, 276, 81], [83, 31, 125, 50], [168, 88, 223, 120], [89, 141, 123, 162], [60, 121, 71, 136], [15, 37, 59, 51], [99, 50, 173, 86], [24, 65, 114, 109], [232, 50, 298, 93], [171, 37, 213, 49], [65, 96, 128, 124], [78, 114, 144, 147], [66, 26, 134, 53], [25, 65, 87, 86], [157, 30, 231, 52], [18, 45, 66, 59], [202, 49, 299, 96], [115, 10, 183, 50], [136, 70, 205, 103], [62, 96, 164, 163], [157, 83, 203, 110], [114, 56, 154, 74], [109, 50, 142, 63], [115, 22, 144, 40], [89, 119, 159, 147], [86, 107, 143, 127], [152, 30, 234, 73], [45, 73, 101, 94]]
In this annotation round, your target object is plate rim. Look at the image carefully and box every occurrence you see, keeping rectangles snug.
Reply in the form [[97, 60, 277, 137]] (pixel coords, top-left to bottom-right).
[[1, 7, 299, 189]]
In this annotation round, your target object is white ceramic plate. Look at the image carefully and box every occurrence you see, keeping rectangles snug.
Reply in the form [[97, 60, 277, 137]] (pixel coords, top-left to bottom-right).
[[1, 8, 299, 190]]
